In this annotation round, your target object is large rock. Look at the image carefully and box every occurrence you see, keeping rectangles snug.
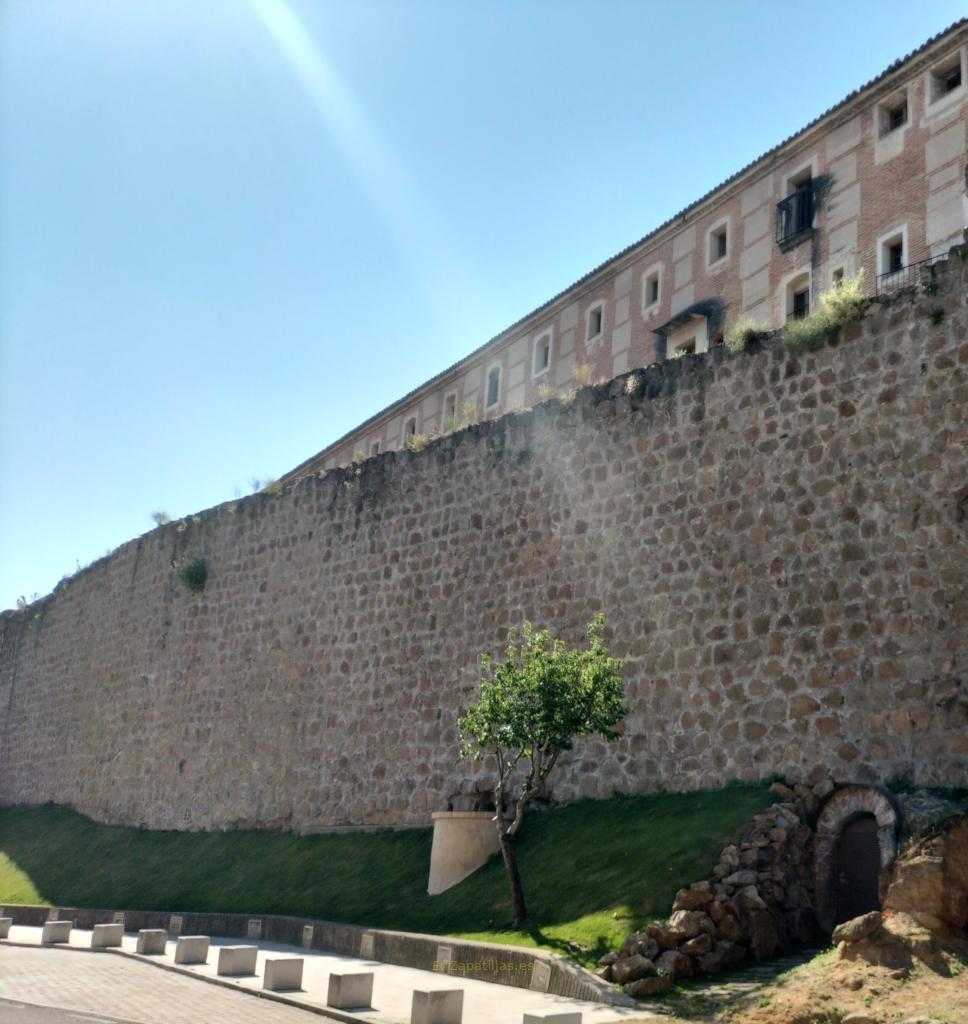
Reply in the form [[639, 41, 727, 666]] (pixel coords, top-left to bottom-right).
[[672, 887, 713, 911], [739, 885, 768, 910], [883, 815, 968, 937], [655, 949, 695, 980], [697, 947, 727, 974], [645, 921, 679, 950], [717, 939, 748, 967], [716, 912, 747, 943], [832, 911, 882, 945], [624, 975, 672, 998], [678, 933, 713, 957], [617, 932, 659, 962], [723, 869, 758, 886], [611, 954, 655, 984], [667, 909, 704, 940]]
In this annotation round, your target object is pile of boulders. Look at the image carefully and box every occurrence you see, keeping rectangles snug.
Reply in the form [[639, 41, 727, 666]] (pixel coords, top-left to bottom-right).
[[598, 780, 828, 999]]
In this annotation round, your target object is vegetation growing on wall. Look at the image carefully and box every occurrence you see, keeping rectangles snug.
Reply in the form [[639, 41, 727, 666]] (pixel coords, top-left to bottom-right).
[[783, 270, 865, 352], [175, 557, 207, 593]]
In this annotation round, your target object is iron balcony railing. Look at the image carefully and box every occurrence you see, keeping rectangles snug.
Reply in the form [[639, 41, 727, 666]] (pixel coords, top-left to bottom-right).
[[875, 252, 948, 294], [776, 187, 814, 245]]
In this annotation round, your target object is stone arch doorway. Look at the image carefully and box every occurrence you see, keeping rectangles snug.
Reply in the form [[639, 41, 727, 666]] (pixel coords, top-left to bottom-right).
[[835, 814, 881, 923], [814, 784, 901, 932]]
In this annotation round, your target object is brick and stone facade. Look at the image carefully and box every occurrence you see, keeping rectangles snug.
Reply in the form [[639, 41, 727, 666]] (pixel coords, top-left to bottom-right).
[[284, 20, 968, 478], [1, 252, 966, 832]]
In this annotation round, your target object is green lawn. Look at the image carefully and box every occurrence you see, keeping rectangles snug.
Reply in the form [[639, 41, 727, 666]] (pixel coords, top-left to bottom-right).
[[0, 784, 771, 967]]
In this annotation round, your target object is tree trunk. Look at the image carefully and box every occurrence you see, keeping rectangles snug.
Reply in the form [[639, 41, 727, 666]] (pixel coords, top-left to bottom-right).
[[499, 829, 528, 926]]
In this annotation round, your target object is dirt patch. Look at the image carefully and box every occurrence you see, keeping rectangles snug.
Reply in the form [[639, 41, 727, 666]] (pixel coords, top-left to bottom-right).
[[704, 947, 968, 1024]]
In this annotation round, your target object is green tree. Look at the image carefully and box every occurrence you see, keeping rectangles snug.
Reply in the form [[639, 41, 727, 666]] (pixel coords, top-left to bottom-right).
[[458, 613, 628, 926]]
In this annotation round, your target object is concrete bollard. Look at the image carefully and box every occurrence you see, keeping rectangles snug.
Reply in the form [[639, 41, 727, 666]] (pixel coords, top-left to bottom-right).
[[174, 935, 210, 964], [41, 921, 73, 945], [136, 929, 167, 955], [217, 945, 259, 976], [327, 971, 374, 1009], [0, 917, 12, 939], [522, 1015, 583, 1024], [91, 923, 124, 948], [263, 957, 304, 992], [411, 989, 464, 1024]]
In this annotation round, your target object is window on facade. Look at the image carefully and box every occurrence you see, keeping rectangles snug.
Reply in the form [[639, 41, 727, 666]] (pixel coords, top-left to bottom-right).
[[930, 55, 963, 102], [832, 267, 845, 288], [404, 417, 417, 440], [887, 240, 904, 272], [675, 337, 697, 355], [443, 392, 457, 429], [533, 333, 551, 376], [776, 170, 814, 245], [785, 272, 811, 322], [370, 441, 380, 456], [587, 304, 604, 340], [485, 366, 501, 408], [880, 95, 909, 136], [643, 270, 660, 308], [709, 225, 728, 264]]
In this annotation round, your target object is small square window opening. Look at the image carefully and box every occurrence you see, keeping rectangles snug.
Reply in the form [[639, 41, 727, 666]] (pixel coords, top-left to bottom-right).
[[930, 55, 963, 102], [644, 272, 660, 307]]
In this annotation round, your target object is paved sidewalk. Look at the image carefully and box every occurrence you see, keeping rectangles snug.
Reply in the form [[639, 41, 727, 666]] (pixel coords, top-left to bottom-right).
[[1, 925, 663, 1024], [0, 945, 328, 1024]]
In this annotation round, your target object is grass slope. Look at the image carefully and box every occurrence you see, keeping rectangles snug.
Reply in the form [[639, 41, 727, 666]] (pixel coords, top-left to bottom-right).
[[0, 784, 771, 966]]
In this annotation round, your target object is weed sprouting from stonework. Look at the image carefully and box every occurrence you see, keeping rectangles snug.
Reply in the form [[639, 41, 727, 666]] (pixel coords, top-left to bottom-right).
[[784, 270, 866, 353], [406, 433, 428, 453], [537, 383, 555, 402], [623, 373, 643, 397], [819, 269, 865, 323], [263, 480, 283, 495], [176, 558, 208, 593], [150, 511, 171, 527], [572, 362, 593, 388], [725, 317, 766, 354]]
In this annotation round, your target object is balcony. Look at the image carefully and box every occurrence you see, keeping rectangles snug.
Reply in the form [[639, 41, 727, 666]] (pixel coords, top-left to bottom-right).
[[875, 252, 948, 294], [776, 187, 814, 249]]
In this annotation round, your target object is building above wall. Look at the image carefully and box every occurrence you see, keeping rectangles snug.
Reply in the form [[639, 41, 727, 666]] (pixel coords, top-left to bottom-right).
[[282, 18, 968, 483]]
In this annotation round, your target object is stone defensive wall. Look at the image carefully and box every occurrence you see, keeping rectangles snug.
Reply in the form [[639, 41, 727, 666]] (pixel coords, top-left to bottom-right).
[[1, 256, 966, 833]]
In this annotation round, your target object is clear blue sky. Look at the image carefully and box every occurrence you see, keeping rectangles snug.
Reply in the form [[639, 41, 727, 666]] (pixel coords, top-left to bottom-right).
[[1, 0, 964, 610]]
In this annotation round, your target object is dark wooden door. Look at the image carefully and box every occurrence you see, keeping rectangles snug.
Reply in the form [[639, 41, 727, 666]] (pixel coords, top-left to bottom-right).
[[836, 815, 881, 923]]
